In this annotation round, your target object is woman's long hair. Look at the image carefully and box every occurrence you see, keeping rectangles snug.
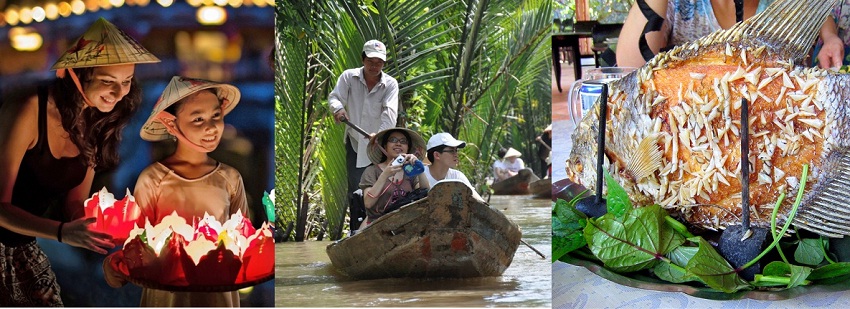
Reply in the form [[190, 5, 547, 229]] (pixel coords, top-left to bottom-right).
[[52, 67, 141, 169]]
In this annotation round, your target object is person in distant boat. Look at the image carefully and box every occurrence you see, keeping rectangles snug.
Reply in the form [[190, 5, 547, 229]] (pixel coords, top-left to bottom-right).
[[328, 39, 399, 233], [359, 128, 429, 231], [492, 147, 508, 182], [536, 124, 552, 179], [495, 148, 525, 182], [617, 0, 778, 68]]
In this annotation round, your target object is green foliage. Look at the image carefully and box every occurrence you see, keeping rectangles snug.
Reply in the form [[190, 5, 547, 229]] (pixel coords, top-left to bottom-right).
[[553, 164, 850, 293], [584, 205, 685, 273], [654, 246, 700, 283], [278, 0, 551, 241], [794, 238, 826, 266], [552, 198, 588, 262], [587, 0, 633, 23], [685, 237, 750, 292], [603, 169, 629, 218]]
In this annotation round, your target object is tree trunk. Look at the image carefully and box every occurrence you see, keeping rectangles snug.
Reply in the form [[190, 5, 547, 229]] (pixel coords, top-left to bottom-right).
[[332, 206, 345, 240], [295, 192, 309, 241], [282, 221, 294, 242]]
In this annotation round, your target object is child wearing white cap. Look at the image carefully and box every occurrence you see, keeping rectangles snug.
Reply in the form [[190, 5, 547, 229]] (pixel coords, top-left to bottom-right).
[[102, 76, 249, 307], [0, 18, 158, 306]]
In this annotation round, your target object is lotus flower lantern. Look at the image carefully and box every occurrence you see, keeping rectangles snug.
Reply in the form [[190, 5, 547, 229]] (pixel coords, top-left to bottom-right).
[[84, 187, 140, 245], [115, 211, 274, 290]]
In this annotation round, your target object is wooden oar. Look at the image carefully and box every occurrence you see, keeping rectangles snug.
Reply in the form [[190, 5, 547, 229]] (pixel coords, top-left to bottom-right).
[[521, 239, 546, 259], [536, 136, 552, 151], [341, 118, 371, 138]]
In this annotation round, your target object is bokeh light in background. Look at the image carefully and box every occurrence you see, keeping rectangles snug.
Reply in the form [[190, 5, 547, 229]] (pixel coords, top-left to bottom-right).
[[9, 26, 43, 51], [18, 7, 32, 23], [31, 6, 45, 22], [196, 5, 226, 25], [45, 3, 60, 20]]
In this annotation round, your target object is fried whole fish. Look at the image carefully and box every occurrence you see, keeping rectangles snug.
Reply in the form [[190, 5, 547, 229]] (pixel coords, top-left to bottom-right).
[[566, 0, 850, 237]]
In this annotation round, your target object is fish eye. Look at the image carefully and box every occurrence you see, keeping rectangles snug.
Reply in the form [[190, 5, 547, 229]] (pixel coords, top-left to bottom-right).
[[573, 160, 583, 173]]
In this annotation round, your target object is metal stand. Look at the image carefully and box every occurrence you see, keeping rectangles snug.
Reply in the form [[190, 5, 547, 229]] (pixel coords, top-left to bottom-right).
[[718, 97, 768, 281], [575, 80, 609, 218]]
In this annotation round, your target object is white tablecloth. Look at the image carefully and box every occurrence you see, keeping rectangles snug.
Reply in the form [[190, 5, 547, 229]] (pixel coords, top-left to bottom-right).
[[553, 261, 850, 308]]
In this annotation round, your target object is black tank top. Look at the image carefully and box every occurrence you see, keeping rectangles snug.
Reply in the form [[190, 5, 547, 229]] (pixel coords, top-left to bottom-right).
[[1, 87, 88, 246]]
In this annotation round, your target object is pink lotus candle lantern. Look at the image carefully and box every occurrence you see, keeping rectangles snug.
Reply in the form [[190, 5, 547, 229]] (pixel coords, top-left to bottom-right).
[[116, 211, 274, 290], [84, 187, 140, 245]]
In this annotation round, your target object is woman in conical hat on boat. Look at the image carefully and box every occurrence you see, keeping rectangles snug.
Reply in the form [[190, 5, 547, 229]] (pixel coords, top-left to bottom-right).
[[0, 18, 159, 306], [359, 127, 430, 231]]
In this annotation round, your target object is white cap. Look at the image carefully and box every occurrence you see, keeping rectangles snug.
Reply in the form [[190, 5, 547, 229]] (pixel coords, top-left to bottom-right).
[[427, 132, 467, 151], [363, 40, 387, 61]]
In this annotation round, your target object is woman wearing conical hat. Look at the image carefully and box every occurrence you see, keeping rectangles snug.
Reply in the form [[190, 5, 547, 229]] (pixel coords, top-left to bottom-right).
[[358, 128, 430, 231], [0, 18, 158, 306]]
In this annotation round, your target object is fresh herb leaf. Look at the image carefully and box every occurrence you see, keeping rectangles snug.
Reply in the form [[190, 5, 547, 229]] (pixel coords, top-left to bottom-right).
[[762, 260, 791, 276], [654, 246, 701, 283], [787, 264, 813, 288], [667, 246, 698, 266], [795, 238, 825, 266], [808, 262, 850, 281], [552, 199, 588, 262], [686, 237, 750, 293], [603, 169, 630, 219], [585, 205, 684, 272]]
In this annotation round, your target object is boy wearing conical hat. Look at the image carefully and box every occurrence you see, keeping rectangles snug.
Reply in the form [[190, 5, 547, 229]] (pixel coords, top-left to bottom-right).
[[103, 76, 249, 306], [0, 18, 158, 306]]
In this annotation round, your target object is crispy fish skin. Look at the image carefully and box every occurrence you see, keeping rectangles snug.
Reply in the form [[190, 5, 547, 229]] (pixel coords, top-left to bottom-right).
[[566, 0, 850, 236]]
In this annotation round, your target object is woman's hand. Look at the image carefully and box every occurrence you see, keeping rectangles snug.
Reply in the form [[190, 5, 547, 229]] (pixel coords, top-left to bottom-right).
[[62, 217, 114, 254], [401, 154, 419, 165], [102, 253, 128, 288], [818, 35, 845, 69], [380, 162, 403, 179]]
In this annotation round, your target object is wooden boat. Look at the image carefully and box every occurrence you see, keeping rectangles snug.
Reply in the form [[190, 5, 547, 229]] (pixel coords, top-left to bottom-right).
[[529, 178, 552, 199], [326, 181, 522, 280], [491, 168, 539, 195], [552, 178, 591, 202]]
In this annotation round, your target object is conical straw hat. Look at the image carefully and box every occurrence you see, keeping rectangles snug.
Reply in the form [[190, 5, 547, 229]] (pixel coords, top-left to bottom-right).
[[51, 18, 160, 70], [367, 128, 426, 165], [504, 147, 522, 158], [141, 76, 241, 141]]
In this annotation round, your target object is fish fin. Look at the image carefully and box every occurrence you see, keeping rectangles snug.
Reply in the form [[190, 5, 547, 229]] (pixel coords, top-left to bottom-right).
[[795, 151, 850, 237], [626, 134, 662, 181]]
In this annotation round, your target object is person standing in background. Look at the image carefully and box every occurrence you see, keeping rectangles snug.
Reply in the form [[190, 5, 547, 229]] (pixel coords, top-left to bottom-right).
[[815, 1, 850, 69], [328, 40, 399, 232]]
